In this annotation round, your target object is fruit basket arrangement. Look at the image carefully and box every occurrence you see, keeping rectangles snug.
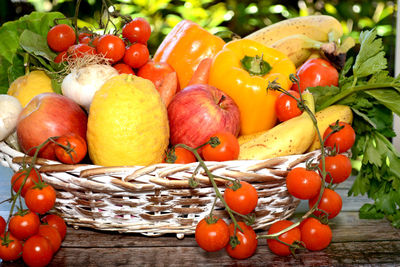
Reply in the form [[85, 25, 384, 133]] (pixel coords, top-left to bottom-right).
[[0, 3, 400, 264]]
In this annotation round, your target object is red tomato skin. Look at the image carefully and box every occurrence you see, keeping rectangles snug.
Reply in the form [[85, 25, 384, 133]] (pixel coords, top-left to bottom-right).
[[286, 167, 322, 200], [22, 235, 54, 267], [323, 122, 356, 153], [320, 154, 352, 184], [225, 222, 258, 259], [113, 63, 135, 75], [137, 60, 175, 89], [163, 147, 196, 164], [122, 17, 151, 44], [47, 24, 76, 52], [0, 216, 6, 234], [38, 224, 62, 253], [292, 58, 339, 92], [96, 34, 126, 63], [224, 181, 258, 215], [275, 90, 302, 122], [267, 220, 301, 256], [25, 184, 56, 214], [54, 133, 87, 164], [9, 211, 40, 240], [0, 232, 23, 262], [41, 214, 67, 240], [309, 188, 342, 219], [202, 132, 240, 162], [195, 218, 229, 252], [11, 169, 40, 197], [67, 44, 96, 59], [123, 43, 149, 69], [300, 217, 332, 251], [54, 50, 68, 63]]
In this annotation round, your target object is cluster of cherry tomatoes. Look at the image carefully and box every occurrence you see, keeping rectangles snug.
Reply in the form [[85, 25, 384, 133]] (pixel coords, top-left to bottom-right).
[[47, 17, 152, 74], [0, 168, 67, 267]]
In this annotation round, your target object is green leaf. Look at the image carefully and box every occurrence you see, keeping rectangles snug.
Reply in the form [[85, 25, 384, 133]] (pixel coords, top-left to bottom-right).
[[19, 30, 57, 62], [359, 203, 385, 219], [0, 56, 11, 94], [308, 85, 340, 111], [365, 89, 400, 116]]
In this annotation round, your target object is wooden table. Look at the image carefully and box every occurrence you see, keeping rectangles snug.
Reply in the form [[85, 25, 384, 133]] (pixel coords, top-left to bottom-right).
[[1, 167, 400, 266]]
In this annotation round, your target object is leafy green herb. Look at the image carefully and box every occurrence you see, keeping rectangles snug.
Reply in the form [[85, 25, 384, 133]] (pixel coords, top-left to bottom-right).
[[309, 28, 400, 228]]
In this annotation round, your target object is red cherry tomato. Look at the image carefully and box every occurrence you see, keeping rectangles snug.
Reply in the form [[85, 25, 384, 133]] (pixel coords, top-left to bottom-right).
[[9, 211, 40, 240], [275, 90, 302, 122], [225, 221, 258, 259], [292, 58, 339, 92], [323, 122, 356, 153], [67, 43, 96, 59], [122, 17, 151, 44], [123, 43, 149, 69], [137, 60, 175, 90], [202, 132, 240, 162], [267, 220, 301, 256], [25, 183, 56, 215], [47, 24, 76, 52], [163, 146, 196, 164], [300, 217, 332, 251], [224, 181, 258, 215], [195, 217, 229, 252], [22, 235, 54, 267], [286, 167, 321, 200], [0, 216, 6, 234], [309, 188, 342, 219], [41, 214, 67, 240], [113, 63, 135, 75], [11, 169, 40, 197], [320, 154, 352, 184], [38, 224, 62, 253], [54, 50, 68, 63], [54, 133, 87, 164], [96, 34, 126, 63], [78, 32, 92, 43], [0, 232, 23, 262]]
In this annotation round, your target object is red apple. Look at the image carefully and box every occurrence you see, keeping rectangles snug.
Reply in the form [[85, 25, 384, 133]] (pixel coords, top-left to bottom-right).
[[17, 93, 88, 160], [137, 60, 178, 107], [168, 84, 240, 149]]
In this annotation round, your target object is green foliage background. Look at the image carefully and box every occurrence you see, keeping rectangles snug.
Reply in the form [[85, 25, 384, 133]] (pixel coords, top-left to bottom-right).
[[1, 0, 396, 72]]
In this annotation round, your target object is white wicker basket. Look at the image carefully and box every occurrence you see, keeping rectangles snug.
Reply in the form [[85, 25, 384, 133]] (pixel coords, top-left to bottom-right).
[[0, 141, 319, 237]]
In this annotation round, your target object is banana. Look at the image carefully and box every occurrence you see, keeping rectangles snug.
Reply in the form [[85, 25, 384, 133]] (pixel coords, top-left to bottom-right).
[[269, 34, 326, 67], [244, 15, 343, 47], [238, 92, 315, 160], [238, 131, 264, 146], [307, 105, 353, 152]]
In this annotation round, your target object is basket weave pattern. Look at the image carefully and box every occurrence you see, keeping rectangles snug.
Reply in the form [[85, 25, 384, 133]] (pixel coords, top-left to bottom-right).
[[0, 141, 319, 237]]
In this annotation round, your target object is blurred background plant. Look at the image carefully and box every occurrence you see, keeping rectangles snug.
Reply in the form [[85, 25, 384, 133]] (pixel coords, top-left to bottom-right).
[[0, 0, 396, 72]]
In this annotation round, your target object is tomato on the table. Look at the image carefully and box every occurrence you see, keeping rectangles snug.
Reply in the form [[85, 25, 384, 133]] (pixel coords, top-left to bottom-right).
[[22, 235, 54, 267], [309, 188, 342, 219], [0, 232, 23, 262], [202, 132, 240, 162], [300, 217, 332, 251], [54, 133, 87, 164], [0, 216, 5, 234], [25, 183, 56, 215], [9, 210, 40, 240], [195, 216, 229, 252], [224, 181, 258, 215], [11, 169, 41, 197], [47, 24, 76, 52], [225, 221, 258, 259], [323, 121, 356, 153], [41, 214, 67, 240], [267, 220, 301, 256], [38, 224, 62, 253], [286, 167, 321, 200]]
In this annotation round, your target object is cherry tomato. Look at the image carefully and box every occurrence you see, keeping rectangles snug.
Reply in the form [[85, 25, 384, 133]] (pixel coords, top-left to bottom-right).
[[267, 220, 301, 256], [309, 188, 342, 219], [122, 17, 151, 44], [54, 133, 87, 164], [54, 50, 68, 63], [123, 43, 149, 69], [202, 132, 240, 162], [11, 169, 41, 197], [78, 32, 92, 43], [275, 90, 302, 122], [25, 183, 56, 215], [300, 217, 332, 251], [292, 58, 339, 92], [163, 147, 196, 164], [9, 211, 40, 240], [23, 235, 54, 267], [195, 216, 229, 252], [225, 221, 257, 259], [224, 181, 258, 215], [324, 122, 356, 153], [137, 60, 175, 90], [47, 24, 76, 52], [320, 154, 352, 184], [0, 216, 5, 234], [96, 34, 126, 63], [67, 43, 96, 59], [113, 63, 135, 75], [41, 214, 67, 240], [286, 167, 321, 200], [38, 224, 62, 253], [0, 232, 23, 262]]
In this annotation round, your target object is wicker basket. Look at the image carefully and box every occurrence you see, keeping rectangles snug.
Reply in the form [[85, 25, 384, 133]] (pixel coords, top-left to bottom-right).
[[0, 141, 319, 238]]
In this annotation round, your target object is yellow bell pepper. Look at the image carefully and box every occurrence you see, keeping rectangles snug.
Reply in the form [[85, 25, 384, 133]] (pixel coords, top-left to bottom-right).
[[208, 39, 296, 135]]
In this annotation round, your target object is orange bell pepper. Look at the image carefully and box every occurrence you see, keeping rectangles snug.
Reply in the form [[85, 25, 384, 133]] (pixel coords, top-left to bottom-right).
[[208, 39, 296, 135], [153, 20, 225, 90]]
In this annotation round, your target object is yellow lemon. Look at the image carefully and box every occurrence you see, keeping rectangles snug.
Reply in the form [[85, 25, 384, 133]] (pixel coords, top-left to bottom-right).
[[87, 74, 170, 166], [7, 70, 54, 107]]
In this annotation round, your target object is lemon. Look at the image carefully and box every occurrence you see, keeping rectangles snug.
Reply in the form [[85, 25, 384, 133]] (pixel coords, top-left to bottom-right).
[[87, 74, 170, 167], [7, 70, 54, 107]]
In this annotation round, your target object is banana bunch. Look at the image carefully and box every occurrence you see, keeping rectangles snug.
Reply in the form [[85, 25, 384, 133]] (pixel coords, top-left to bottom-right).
[[238, 92, 315, 160], [245, 15, 343, 66]]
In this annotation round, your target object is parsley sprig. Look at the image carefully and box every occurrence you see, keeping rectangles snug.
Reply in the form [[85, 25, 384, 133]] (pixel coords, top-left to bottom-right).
[[309, 29, 400, 228]]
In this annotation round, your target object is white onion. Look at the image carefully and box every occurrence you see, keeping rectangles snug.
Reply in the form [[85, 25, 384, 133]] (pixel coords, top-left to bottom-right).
[[0, 95, 22, 141]]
